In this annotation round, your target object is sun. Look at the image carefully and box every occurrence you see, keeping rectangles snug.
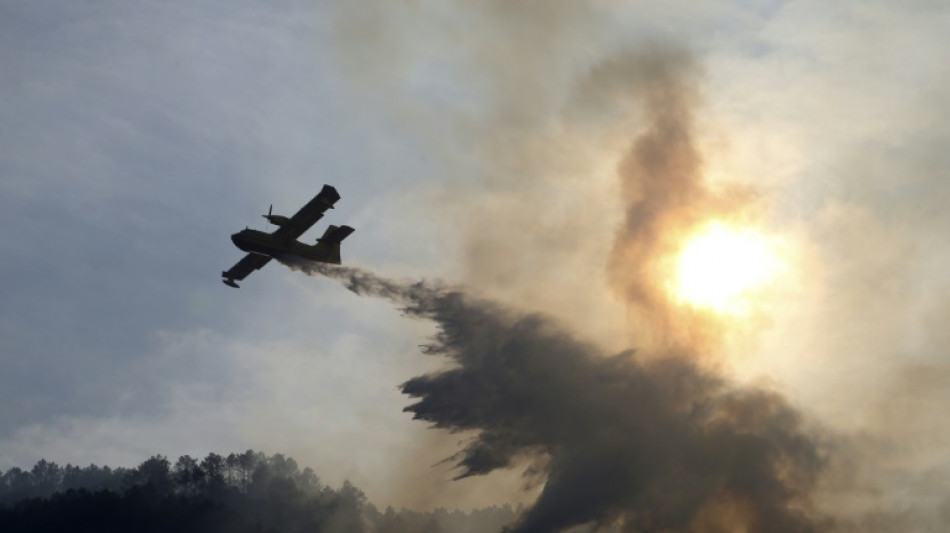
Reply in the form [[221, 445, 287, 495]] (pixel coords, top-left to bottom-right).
[[671, 222, 783, 315]]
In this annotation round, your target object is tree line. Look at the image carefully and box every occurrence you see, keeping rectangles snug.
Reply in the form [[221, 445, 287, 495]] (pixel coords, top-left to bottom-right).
[[0, 451, 519, 533]]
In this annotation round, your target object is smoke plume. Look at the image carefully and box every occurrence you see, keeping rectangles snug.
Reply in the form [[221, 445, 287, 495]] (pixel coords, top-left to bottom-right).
[[285, 260, 826, 533], [599, 47, 760, 350], [306, 1, 950, 530]]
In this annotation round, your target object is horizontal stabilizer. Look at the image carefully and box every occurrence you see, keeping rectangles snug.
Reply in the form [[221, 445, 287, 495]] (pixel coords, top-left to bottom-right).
[[318, 224, 356, 244]]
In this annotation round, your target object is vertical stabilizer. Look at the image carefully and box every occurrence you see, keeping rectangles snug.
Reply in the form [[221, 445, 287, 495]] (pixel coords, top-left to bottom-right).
[[311, 225, 356, 264]]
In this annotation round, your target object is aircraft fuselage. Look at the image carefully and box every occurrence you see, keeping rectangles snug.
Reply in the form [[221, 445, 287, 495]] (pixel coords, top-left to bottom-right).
[[231, 229, 341, 264]]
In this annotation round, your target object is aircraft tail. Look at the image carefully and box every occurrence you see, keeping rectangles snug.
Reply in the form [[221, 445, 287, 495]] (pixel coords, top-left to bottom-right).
[[318, 225, 356, 244], [314, 225, 355, 264]]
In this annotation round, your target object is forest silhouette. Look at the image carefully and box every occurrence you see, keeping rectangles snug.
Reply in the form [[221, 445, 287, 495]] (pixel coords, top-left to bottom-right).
[[0, 451, 519, 533]]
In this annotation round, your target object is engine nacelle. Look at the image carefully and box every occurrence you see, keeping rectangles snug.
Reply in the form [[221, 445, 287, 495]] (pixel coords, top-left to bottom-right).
[[263, 214, 289, 226], [262, 204, 289, 226]]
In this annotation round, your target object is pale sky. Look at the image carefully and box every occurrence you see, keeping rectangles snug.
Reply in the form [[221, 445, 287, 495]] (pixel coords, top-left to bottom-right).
[[2, 1, 949, 527]]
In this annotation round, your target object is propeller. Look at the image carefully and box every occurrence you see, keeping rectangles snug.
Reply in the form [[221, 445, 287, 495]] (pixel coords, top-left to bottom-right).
[[262, 204, 273, 228], [261, 204, 289, 227]]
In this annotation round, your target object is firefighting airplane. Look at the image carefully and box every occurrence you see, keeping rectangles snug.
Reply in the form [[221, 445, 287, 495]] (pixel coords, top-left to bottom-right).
[[222, 185, 355, 288]]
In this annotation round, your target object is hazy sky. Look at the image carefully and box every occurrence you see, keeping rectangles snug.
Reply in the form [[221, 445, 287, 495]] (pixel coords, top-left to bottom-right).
[[2, 0, 949, 528]]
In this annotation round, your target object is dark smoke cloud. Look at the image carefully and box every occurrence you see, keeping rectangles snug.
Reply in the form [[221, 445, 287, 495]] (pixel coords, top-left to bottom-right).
[[285, 260, 827, 532], [315, 5, 828, 530]]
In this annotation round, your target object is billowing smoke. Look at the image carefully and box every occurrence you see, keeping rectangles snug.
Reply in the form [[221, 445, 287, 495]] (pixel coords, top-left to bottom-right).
[[299, 1, 950, 530], [307, 3, 832, 531], [285, 260, 826, 533], [599, 47, 760, 350]]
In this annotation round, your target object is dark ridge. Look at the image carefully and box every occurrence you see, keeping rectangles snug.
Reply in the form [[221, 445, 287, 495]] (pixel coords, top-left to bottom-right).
[[0, 451, 520, 533]]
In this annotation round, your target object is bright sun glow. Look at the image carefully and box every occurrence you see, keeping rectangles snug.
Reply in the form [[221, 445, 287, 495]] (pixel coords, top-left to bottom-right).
[[672, 222, 783, 315]]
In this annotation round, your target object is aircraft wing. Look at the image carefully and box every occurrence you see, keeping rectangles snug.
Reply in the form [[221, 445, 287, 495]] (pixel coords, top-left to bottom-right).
[[222, 253, 272, 287], [271, 184, 342, 241]]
